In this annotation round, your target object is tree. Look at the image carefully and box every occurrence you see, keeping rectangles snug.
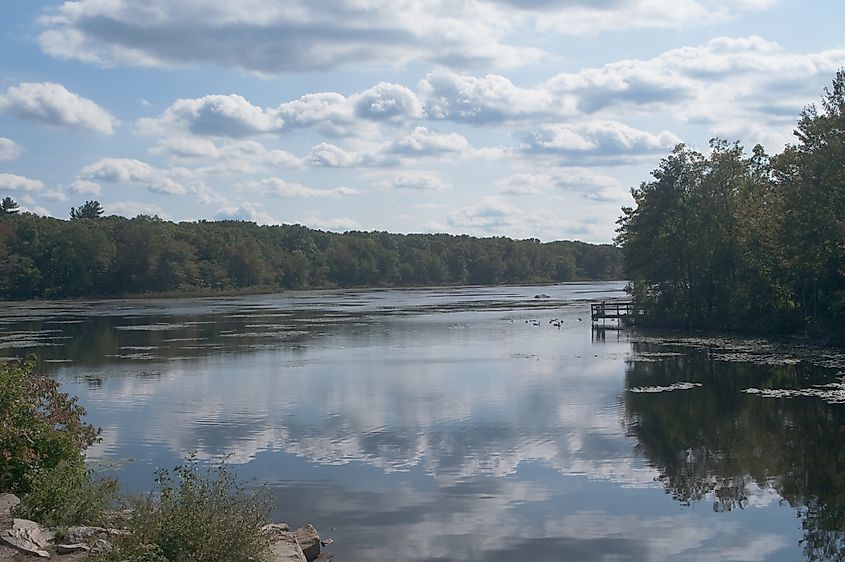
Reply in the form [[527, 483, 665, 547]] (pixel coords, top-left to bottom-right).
[[70, 200, 104, 220], [1, 196, 20, 215], [0, 358, 100, 493]]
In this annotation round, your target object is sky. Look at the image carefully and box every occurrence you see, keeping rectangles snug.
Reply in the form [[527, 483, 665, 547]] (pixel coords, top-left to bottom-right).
[[1, 1, 844, 243]]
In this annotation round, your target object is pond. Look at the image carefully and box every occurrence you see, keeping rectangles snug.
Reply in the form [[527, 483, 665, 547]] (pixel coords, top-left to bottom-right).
[[3, 282, 845, 561]]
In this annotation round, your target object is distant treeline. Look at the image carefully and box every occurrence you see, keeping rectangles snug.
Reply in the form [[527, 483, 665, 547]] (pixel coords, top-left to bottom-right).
[[0, 209, 621, 299], [616, 70, 845, 337]]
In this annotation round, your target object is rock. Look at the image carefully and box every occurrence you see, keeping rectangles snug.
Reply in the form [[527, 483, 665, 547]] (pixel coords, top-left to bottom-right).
[[534, 293, 550, 299], [63, 526, 106, 545], [0, 519, 55, 558], [293, 525, 320, 561], [0, 495, 20, 520], [269, 532, 306, 562], [89, 538, 114, 556], [62, 526, 127, 545], [313, 554, 334, 562], [56, 544, 90, 554], [262, 523, 291, 536]]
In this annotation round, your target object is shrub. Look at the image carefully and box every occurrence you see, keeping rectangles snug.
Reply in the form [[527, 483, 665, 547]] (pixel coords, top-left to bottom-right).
[[0, 357, 99, 494], [98, 457, 273, 562], [14, 460, 118, 528]]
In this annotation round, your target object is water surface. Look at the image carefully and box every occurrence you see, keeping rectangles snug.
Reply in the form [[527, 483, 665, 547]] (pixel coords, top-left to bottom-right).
[[3, 283, 844, 561]]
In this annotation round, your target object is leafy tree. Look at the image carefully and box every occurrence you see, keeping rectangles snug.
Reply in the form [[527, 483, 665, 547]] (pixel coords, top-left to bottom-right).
[[0, 358, 100, 494], [1, 196, 20, 215], [70, 200, 104, 220]]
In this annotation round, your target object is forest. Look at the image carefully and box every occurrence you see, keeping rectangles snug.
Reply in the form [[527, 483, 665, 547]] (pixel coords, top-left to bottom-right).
[[0, 201, 621, 299], [616, 70, 845, 338]]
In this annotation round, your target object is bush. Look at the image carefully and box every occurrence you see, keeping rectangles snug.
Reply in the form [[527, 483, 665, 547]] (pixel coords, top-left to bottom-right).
[[0, 357, 99, 494], [98, 457, 273, 562], [14, 460, 118, 528]]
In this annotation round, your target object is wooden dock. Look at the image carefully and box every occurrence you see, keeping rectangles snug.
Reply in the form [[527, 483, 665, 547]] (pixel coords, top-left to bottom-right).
[[590, 301, 636, 324]]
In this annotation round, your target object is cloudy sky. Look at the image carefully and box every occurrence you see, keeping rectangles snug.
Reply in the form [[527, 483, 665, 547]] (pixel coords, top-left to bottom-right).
[[1, 1, 843, 242]]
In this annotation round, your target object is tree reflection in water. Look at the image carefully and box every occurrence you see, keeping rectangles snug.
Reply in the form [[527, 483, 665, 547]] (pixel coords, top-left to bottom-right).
[[623, 342, 845, 561]]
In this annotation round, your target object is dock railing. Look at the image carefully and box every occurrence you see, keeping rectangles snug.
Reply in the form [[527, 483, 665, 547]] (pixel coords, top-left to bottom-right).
[[590, 301, 637, 324]]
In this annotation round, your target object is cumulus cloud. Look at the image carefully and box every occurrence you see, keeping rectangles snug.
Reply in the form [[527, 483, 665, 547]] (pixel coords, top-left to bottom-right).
[[443, 197, 599, 239], [0, 82, 117, 134], [0, 137, 21, 161], [420, 70, 571, 124], [0, 173, 45, 192], [520, 121, 680, 162], [79, 158, 190, 194], [388, 127, 469, 155], [216, 203, 278, 225], [496, 169, 622, 200], [245, 177, 360, 198], [544, 36, 845, 147], [138, 95, 282, 137], [352, 82, 424, 122], [37, 0, 542, 74], [69, 179, 102, 195], [308, 143, 367, 168], [298, 215, 362, 232], [380, 171, 451, 191], [106, 201, 169, 219]]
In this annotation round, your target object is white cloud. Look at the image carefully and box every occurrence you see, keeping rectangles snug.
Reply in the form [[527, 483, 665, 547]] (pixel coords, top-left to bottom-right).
[[298, 215, 362, 232], [106, 201, 170, 219], [138, 94, 282, 137], [544, 36, 845, 147], [0, 173, 45, 192], [0, 82, 117, 134], [308, 143, 366, 168], [69, 179, 102, 195], [79, 158, 190, 194], [388, 127, 469, 155], [37, 0, 542, 74], [352, 82, 424, 122], [42, 189, 69, 203], [0, 137, 21, 161], [496, 169, 622, 200], [420, 70, 571, 124], [215, 203, 278, 225], [245, 177, 360, 198], [443, 197, 600, 239], [275, 92, 359, 137], [150, 137, 222, 159], [381, 171, 451, 191], [520, 121, 681, 161], [506, 0, 777, 34]]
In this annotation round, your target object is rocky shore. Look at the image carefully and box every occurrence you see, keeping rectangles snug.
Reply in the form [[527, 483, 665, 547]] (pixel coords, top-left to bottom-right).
[[0, 493, 333, 562]]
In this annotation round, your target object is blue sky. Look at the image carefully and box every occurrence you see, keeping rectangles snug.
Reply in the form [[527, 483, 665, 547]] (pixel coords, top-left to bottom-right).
[[1, 0, 844, 243]]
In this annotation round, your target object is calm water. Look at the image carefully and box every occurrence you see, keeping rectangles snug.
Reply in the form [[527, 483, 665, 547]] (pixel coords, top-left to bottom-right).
[[3, 282, 845, 561]]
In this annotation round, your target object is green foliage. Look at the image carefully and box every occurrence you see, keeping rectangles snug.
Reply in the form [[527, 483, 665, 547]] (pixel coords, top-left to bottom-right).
[[0, 358, 100, 494], [617, 69, 845, 336], [14, 460, 118, 527], [1, 197, 20, 215], [0, 213, 622, 300], [99, 457, 273, 562], [70, 200, 105, 220]]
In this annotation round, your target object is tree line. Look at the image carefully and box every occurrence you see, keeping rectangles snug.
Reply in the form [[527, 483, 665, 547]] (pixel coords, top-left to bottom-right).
[[616, 70, 845, 338], [0, 203, 621, 299]]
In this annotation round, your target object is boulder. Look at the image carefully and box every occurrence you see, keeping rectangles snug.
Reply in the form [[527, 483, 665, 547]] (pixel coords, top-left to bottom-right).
[[89, 538, 114, 556], [293, 525, 320, 561], [62, 526, 107, 545], [0, 519, 55, 558], [262, 523, 291, 536], [269, 532, 306, 562], [313, 554, 334, 562], [0, 495, 20, 521]]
